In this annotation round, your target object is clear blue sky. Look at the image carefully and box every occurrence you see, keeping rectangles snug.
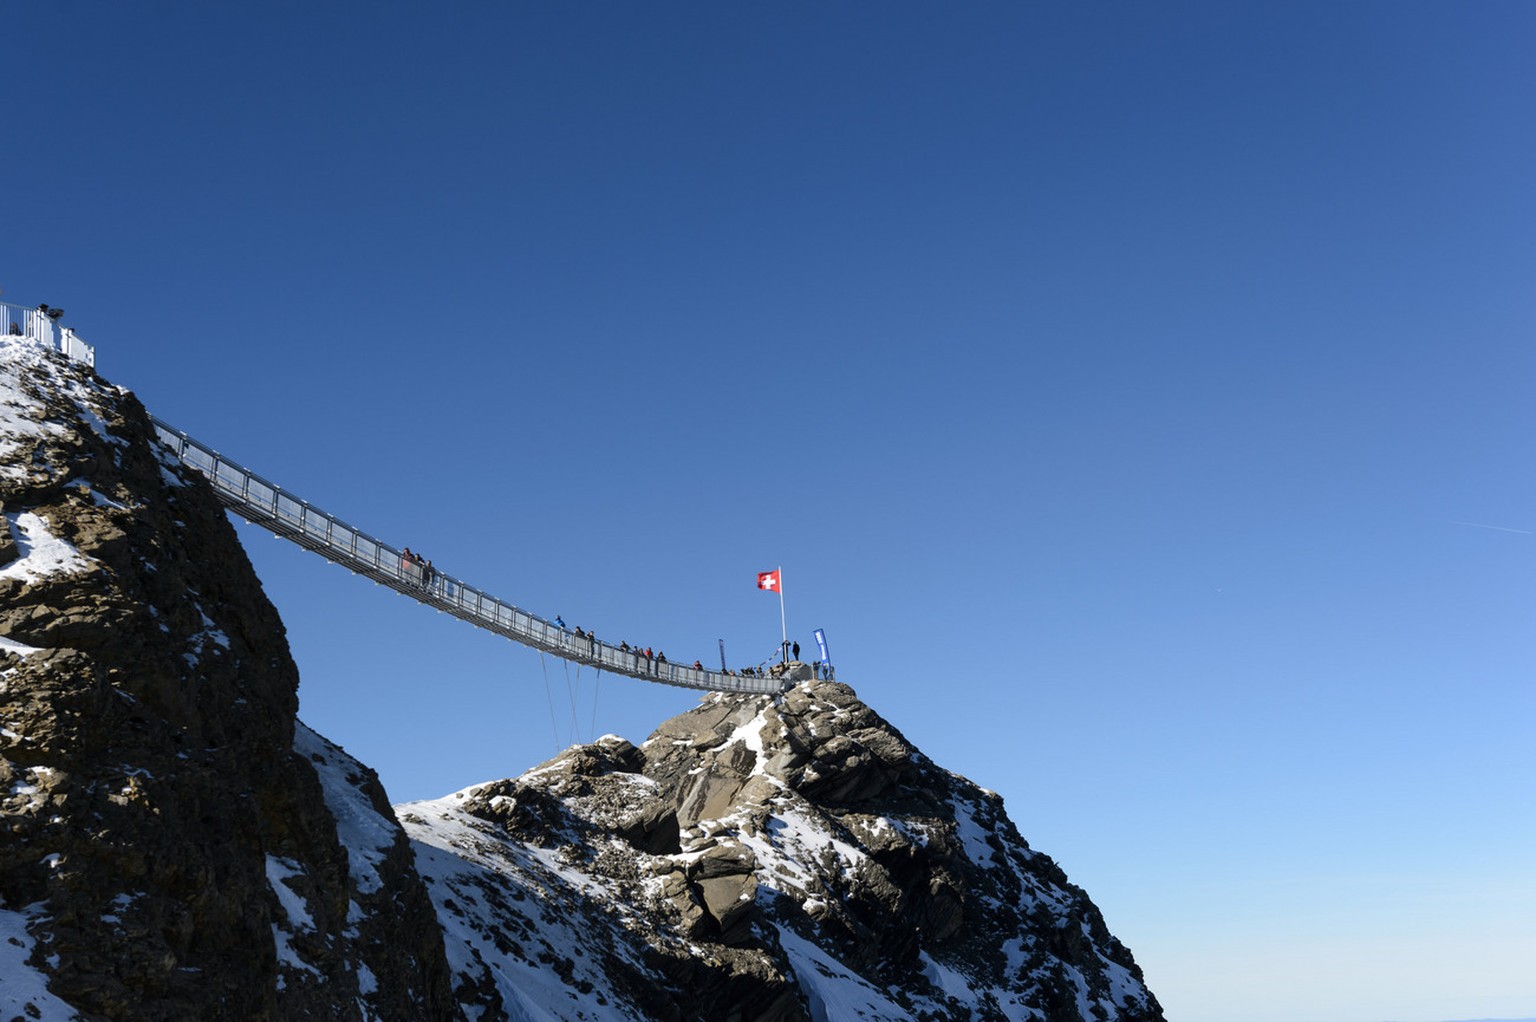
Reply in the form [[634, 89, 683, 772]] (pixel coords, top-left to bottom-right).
[[6, 4, 1533, 1020]]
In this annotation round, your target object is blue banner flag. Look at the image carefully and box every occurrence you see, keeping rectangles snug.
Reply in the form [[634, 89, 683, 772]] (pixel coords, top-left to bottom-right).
[[813, 628, 830, 664]]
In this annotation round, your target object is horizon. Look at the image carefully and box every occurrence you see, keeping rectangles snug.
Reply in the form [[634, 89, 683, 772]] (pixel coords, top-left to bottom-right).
[[5, 4, 1533, 1021]]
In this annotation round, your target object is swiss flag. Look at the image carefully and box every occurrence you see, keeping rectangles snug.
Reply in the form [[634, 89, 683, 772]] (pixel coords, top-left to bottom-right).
[[757, 569, 781, 593]]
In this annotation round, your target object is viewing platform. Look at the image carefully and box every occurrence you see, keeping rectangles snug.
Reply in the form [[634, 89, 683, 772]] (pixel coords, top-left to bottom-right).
[[2, 300, 95, 367]]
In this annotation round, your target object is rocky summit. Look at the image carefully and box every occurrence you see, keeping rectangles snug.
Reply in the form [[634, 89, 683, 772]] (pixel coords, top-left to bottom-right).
[[403, 681, 1164, 1021], [1, 332, 1162, 1021]]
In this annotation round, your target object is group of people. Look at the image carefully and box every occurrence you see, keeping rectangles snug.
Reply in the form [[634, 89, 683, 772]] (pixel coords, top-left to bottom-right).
[[545, 616, 835, 682], [554, 617, 678, 674], [400, 548, 436, 588], [389, 557, 836, 682], [726, 659, 832, 680], [619, 641, 668, 674], [729, 639, 831, 679]]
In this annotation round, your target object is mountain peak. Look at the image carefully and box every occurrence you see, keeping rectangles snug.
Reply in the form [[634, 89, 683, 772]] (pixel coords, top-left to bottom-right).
[[404, 677, 1163, 1020]]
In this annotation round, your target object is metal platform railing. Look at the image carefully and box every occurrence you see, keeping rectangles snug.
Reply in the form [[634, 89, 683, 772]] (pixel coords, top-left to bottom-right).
[[149, 417, 787, 695], [1, 301, 94, 367]]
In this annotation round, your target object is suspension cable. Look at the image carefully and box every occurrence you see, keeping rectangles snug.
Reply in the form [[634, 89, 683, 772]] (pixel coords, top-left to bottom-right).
[[538, 651, 560, 755], [563, 659, 582, 746], [588, 668, 602, 743]]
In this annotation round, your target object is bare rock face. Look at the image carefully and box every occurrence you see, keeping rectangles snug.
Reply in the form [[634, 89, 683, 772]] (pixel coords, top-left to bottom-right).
[[0, 337, 459, 1020], [401, 680, 1165, 1021], [403, 737, 804, 1022]]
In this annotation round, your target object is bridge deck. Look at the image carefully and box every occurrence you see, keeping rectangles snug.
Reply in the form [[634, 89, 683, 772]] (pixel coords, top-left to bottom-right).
[[150, 417, 786, 695]]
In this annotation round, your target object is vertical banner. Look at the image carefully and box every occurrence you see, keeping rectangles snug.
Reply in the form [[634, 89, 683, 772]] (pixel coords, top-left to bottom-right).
[[813, 628, 829, 664], [718, 639, 727, 673]]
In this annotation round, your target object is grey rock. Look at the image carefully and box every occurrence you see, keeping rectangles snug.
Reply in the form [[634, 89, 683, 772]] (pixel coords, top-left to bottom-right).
[[1, 340, 460, 1021], [401, 676, 1164, 1020]]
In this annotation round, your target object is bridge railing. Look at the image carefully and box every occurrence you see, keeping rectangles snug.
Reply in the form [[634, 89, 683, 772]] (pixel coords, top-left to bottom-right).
[[149, 416, 785, 695], [1, 301, 95, 367]]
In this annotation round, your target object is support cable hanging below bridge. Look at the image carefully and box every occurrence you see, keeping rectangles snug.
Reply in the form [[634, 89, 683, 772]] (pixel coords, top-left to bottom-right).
[[149, 417, 787, 695]]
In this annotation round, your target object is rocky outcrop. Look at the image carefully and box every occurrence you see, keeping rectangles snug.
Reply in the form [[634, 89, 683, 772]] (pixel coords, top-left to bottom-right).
[[400, 681, 1164, 1021], [0, 336, 460, 1020]]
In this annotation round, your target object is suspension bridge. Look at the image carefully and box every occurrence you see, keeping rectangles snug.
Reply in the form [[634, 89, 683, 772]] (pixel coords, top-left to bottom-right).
[[149, 418, 788, 695], [5, 300, 791, 696]]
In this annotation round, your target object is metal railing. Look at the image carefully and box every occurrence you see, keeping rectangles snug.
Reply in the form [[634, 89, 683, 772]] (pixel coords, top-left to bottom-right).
[[149, 417, 787, 695], [1, 301, 95, 367]]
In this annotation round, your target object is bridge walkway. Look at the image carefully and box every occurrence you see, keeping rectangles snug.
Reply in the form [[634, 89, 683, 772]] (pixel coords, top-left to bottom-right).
[[149, 417, 786, 695]]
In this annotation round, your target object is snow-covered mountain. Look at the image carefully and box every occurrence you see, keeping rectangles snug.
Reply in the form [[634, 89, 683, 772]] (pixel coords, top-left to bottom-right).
[[398, 681, 1161, 1021], [1, 331, 1162, 1020]]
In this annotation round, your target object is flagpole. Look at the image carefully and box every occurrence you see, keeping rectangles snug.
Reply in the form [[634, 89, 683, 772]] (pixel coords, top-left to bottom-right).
[[778, 564, 788, 663]]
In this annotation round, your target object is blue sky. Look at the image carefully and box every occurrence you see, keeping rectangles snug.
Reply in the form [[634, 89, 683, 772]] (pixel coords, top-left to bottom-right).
[[6, 3, 1533, 1020]]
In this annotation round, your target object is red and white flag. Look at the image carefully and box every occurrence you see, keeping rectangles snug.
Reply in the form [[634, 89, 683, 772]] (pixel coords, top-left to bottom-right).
[[757, 569, 781, 593]]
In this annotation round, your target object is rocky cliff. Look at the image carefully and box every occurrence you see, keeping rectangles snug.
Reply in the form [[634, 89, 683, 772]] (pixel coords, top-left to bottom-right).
[[0, 336, 458, 1020], [2, 332, 1161, 1021]]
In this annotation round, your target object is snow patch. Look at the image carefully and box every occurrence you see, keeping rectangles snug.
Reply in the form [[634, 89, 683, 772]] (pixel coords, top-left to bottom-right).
[[64, 396, 119, 448], [0, 903, 83, 1021], [399, 794, 643, 1020], [778, 924, 910, 1021], [0, 341, 66, 484], [919, 950, 973, 1001], [267, 857, 322, 987], [950, 792, 999, 867], [0, 335, 118, 486], [0, 634, 44, 658], [184, 608, 232, 663], [295, 723, 397, 895], [85, 486, 127, 509], [266, 856, 316, 933], [0, 511, 95, 583], [726, 706, 770, 774], [100, 892, 137, 927]]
